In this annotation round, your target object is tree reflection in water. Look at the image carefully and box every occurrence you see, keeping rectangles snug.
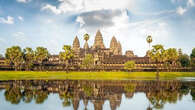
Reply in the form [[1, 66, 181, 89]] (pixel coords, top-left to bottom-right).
[[0, 80, 195, 110]]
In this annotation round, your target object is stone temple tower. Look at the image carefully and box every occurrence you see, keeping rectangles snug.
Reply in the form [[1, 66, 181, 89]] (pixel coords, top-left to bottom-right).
[[110, 36, 118, 52], [72, 36, 80, 53], [92, 30, 105, 49], [117, 41, 122, 55], [110, 36, 122, 55]]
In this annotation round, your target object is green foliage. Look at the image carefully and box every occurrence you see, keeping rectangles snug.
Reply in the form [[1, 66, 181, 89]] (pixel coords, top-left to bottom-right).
[[149, 44, 166, 63], [124, 61, 135, 71], [190, 48, 195, 67], [191, 48, 195, 58], [59, 92, 72, 107], [35, 47, 49, 64], [82, 54, 94, 69], [84, 33, 90, 41], [124, 84, 136, 93], [164, 48, 179, 64], [23, 90, 33, 103], [34, 47, 49, 70], [146, 35, 152, 44], [59, 45, 74, 71], [83, 86, 92, 96], [5, 46, 24, 70], [178, 54, 190, 67], [191, 89, 195, 101], [59, 45, 74, 62], [34, 91, 48, 104], [4, 86, 22, 104], [23, 47, 35, 70]]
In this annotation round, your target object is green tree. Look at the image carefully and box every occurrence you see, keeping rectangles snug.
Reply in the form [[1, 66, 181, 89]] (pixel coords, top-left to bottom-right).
[[149, 44, 166, 75], [23, 47, 35, 71], [164, 48, 179, 70], [34, 47, 49, 71], [84, 33, 90, 41], [82, 54, 94, 69], [4, 86, 22, 104], [190, 48, 195, 67], [124, 61, 135, 72], [59, 45, 74, 72], [191, 88, 195, 101], [178, 54, 190, 67], [146, 35, 153, 50], [165, 48, 179, 64], [5, 46, 24, 70], [34, 91, 48, 104]]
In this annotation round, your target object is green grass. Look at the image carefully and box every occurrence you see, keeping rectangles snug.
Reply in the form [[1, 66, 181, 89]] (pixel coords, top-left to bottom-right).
[[0, 71, 194, 80]]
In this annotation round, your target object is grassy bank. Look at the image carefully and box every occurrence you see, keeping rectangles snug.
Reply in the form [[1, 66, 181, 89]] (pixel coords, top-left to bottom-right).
[[0, 71, 195, 80]]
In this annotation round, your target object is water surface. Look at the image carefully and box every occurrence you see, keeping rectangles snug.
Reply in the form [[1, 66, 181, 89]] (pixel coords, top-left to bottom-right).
[[0, 79, 195, 110]]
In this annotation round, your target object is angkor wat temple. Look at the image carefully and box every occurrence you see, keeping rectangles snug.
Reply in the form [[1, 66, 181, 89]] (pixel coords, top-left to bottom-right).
[[46, 30, 151, 71], [0, 30, 159, 71]]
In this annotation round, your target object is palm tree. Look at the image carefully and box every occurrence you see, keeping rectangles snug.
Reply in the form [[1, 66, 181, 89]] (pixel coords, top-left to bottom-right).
[[164, 48, 179, 71], [84, 33, 90, 54], [149, 44, 166, 76], [59, 45, 74, 72], [146, 35, 153, 50], [23, 47, 35, 71], [84, 33, 90, 42], [5, 46, 24, 70], [34, 47, 49, 71]]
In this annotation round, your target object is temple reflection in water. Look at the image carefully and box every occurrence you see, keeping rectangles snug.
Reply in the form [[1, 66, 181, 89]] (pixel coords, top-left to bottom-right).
[[0, 80, 195, 110]]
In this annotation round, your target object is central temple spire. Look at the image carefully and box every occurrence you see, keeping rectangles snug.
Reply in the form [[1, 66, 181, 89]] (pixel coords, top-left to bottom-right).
[[92, 30, 105, 49]]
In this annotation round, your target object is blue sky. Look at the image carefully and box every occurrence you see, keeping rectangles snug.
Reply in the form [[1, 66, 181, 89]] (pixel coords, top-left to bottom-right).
[[0, 0, 194, 56]]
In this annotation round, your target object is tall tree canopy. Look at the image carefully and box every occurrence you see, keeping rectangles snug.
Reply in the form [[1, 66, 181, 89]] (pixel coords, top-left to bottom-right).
[[5, 46, 24, 70], [35, 47, 49, 70], [190, 48, 195, 67], [191, 48, 195, 58], [23, 47, 35, 70], [149, 44, 166, 63], [59, 45, 74, 71], [164, 48, 179, 65], [178, 54, 190, 67]]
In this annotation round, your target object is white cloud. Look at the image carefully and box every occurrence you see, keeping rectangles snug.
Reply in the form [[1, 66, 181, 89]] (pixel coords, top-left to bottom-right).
[[42, 0, 133, 14], [18, 16, 24, 21], [42, 0, 84, 14], [16, 0, 31, 3], [76, 16, 85, 27], [176, 6, 187, 15], [42, 4, 62, 15], [187, 0, 195, 7], [0, 16, 14, 24], [76, 10, 171, 56]]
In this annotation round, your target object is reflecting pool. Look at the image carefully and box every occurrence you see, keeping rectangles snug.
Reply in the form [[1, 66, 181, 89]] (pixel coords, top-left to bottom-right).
[[0, 79, 195, 110]]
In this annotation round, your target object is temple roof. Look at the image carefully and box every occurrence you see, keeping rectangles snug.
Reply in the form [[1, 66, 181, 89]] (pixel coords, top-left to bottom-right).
[[73, 36, 80, 48], [96, 30, 102, 36], [93, 30, 105, 49], [110, 36, 118, 49]]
